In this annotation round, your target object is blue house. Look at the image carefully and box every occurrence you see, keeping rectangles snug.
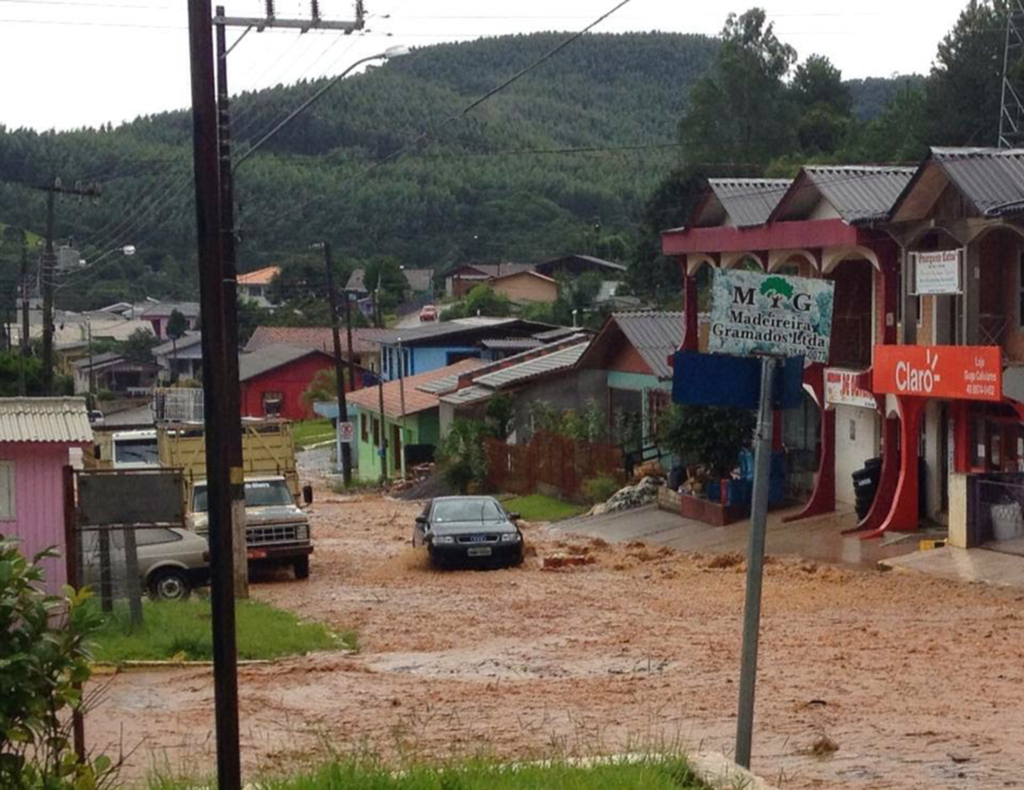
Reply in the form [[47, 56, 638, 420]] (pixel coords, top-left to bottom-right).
[[367, 318, 558, 382]]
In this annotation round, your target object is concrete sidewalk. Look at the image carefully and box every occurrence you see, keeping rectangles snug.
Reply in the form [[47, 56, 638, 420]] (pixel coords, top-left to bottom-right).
[[552, 503, 918, 569], [880, 546, 1024, 589]]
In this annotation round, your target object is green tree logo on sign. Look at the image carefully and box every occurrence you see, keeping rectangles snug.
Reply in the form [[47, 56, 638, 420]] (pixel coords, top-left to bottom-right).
[[758, 276, 794, 307]]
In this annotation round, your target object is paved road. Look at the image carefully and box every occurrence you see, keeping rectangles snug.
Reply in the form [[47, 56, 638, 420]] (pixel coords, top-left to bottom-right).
[[552, 502, 919, 569]]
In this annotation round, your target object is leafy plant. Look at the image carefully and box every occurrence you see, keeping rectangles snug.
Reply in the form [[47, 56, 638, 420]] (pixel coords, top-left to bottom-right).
[[436, 419, 489, 494], [484, 392, 515, 440], [0, 537, 114, 789], [583, 475, 620, 504], [659, 404, 755, 478]]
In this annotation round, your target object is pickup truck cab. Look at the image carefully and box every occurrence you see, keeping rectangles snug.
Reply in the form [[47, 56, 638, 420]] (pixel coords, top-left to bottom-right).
[[187, 475, 313, 578]]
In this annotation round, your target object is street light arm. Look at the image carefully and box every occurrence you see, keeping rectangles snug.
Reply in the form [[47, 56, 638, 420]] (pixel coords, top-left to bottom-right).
[[234, 51, 387, 170]]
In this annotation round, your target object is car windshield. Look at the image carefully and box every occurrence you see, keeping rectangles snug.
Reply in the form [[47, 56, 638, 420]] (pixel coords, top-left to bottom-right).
[[192, 480, 293, 512], [431, 499, 504, 523], [114, 438, 159, 465]]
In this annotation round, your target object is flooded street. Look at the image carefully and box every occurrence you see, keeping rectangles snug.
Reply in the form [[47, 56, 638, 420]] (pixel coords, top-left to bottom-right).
[[87, 490, 1024, 788]]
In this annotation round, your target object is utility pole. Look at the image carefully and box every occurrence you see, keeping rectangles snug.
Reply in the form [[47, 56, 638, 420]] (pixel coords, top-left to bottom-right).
[[186, 2, 241, 788], [35, 178, 101, 395], [397, 337, 407, 479], [313, 240, 353, 484], [215, 4, 249, 600], [19, 241, 30, 358]]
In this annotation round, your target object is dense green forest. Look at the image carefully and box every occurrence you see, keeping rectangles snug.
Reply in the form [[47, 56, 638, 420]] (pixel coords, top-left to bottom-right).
[[0, 2, 1007, 315]]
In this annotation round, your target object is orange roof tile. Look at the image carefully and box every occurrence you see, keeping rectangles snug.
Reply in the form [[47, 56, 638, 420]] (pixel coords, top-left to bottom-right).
[[237, 266, 281, 285], [245, 325, 379, 355]]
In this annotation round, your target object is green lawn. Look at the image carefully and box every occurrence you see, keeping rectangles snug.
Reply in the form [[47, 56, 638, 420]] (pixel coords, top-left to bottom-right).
[[503, 494, 588, 523], [154, 756, 704, 789], [88, 599, 354, 662], [294, 419, 337, 449]]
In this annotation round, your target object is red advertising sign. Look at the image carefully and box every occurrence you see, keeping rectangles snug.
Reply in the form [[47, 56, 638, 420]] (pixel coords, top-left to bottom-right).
[[824, 368, 876, 409], [873, 345, 1002, 402]]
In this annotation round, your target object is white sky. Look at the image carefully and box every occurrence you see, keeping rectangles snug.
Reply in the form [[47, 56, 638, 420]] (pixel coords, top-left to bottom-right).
[[1, 0, 971, 132]]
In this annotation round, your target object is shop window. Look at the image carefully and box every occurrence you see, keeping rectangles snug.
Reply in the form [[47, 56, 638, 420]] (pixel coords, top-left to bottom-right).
[[373, 416, 380, 447], [0, 461, 14, 521], [361, 412, 369, 442], [262, 391, 284, 416]]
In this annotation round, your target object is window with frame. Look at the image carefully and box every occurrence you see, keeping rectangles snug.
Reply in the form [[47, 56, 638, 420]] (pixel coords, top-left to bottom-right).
[[361, 412, 369, 441], [373, 416, 381, 447], [262, 391, 284, 416], [0, 461, 15, 521]]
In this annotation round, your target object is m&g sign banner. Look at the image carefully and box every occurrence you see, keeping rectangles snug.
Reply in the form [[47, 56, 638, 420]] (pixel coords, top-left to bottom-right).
[[709, 269, 835, 363]]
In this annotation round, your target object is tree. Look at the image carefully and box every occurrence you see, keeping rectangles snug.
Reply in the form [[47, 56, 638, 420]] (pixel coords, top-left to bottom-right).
[[484, 392, 515, 440], [659, 404, 756, 478], [120, 328, 158, 364], [440, 285, 512, 320], [436, 419, 489, 494], [165, 309, 188, 383], [792, 55, 853, 155], [924, 0, 1012, 146], [301, 368, 336, 410], [678, 8, 798, 166], [363, 256, 409, 320]]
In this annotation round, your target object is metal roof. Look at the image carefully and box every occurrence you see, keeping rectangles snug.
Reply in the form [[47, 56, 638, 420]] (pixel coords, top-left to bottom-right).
[[479, 337, 543, 350], [472, 341, 589, 388], [347, 359, 484, 418], [238, 343, 331, 382], [438, 385, 493, 406], [706, 179, 792, 228], [347, 267, 434, 293], [0, 398, 93, 443], [800, 166, 916, 224], [613, 311, 684, 379], [929, 147, 1024, 217]]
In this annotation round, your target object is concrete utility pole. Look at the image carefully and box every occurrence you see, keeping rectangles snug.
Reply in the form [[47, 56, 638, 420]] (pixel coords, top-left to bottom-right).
[[35, 178, 101, 394], [186, 1, 241, 787], [313, 240, 353, 484]]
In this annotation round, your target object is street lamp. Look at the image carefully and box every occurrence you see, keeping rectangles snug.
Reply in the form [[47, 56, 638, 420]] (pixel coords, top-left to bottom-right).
[[234, 45, 411, 169]]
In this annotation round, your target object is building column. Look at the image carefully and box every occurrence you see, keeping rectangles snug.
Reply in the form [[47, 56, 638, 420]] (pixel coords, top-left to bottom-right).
[[784, 364, 836, 522], [863, 395, 926, 537], [877, 242, 899, 346], [682, 270, 698, 352]]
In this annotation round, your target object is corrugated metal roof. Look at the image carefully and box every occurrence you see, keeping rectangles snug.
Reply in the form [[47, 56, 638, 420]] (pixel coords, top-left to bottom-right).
[[708, 179, 792, 227], [438, 385, 493, 406], [479, 337, 543, 350], [238, 344, 330, 382], [802, 166, 915, 223], [613, 311, 684, 379], [348, 359, 484, 418], [473, 342, 588, 388], [0, 397, 93, 443], [930, 147, 1024, 216]]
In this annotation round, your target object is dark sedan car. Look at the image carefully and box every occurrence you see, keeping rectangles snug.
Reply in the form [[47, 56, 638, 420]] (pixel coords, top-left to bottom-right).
[[413, 496, 525, 568]]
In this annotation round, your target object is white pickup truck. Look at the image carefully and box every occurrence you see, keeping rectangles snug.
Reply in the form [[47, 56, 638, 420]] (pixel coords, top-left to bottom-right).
[[187, 476, 313, 579]]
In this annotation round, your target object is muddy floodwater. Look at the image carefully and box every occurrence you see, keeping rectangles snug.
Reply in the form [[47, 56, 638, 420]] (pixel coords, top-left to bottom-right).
[[87, 490, 1024, 788]]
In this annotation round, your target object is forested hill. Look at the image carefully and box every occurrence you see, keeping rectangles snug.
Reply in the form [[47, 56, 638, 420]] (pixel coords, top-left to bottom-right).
[[0, 30, 907, 311]]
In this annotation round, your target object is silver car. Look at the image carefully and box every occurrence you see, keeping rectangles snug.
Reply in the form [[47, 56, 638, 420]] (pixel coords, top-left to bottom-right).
[[80, 526, 209, 601]]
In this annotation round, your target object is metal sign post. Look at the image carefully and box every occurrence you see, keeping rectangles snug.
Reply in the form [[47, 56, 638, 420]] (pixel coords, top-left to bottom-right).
[[735, 355, 777, 769]]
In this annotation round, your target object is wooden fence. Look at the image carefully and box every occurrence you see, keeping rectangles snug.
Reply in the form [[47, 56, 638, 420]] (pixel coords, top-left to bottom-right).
[[485, 431, 624, 498]]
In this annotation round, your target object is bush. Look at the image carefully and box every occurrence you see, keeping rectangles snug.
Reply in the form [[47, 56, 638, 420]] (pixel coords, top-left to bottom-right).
[[0, 537, 113, 789], [584, 475, 620, 504], [659, 404, 755, 478], [437, 419, 489, 494]]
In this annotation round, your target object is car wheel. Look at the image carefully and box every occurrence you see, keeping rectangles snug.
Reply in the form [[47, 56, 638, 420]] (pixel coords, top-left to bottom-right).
[[293, 556, 310, 579], [149, 569, 191, 601]]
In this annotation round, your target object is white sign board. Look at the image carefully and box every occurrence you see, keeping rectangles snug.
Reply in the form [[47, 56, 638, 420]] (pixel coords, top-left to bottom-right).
[[913, 249, 962, 295], [338, 421, 355, 443], [824, 368, 876, 410], [708, 269, 835, 363]]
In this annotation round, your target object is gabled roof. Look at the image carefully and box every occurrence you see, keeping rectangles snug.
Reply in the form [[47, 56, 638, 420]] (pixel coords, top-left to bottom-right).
[[152, 331, 202, 357], [891, 147, 1024, 221], [238, 344, 332, 382], [449, 262, 535, 279], [771, 165, 915, 225], [688, 179, 792, 229], [0, 397, 93, 443], [363, 318, 555, 347], [347, 358, 484, 419], [489, 269, 556, 285], [346, 267, 434, 293], [534, 254, 627, 277], [244, 326, 379, 355], [139, 301, 201, 319], [73, 351, 121, 370], [238, 266, 280, 286], [577, 311, 683, 380]]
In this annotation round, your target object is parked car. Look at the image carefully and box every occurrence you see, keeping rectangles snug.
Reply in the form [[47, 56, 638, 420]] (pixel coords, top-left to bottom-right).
[[188, 475, 314, 579], [419, 304, 438, 322], [80, 526, 209, 601], [412, 496, 524, 568]]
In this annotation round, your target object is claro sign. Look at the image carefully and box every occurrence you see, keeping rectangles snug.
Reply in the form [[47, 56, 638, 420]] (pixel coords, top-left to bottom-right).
[[873, 345, 1002, 402]]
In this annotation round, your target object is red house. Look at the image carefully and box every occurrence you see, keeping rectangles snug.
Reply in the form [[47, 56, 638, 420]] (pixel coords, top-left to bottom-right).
[[239, 344, 343, 421]]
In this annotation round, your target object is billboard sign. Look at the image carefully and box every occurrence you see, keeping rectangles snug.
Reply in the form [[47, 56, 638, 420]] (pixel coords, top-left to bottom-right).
[[708, 269, 835, 363], [824, 368, 877, 410], [912, 249, 962, 295], [873, 345, 1002, 402]]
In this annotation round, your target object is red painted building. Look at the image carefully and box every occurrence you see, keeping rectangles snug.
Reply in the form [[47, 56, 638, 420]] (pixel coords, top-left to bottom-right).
[[239, 343, 361, 421]]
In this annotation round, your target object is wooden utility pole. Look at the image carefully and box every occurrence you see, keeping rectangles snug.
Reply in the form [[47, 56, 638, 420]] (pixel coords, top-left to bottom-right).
[[215, 4, 250, 599], [35, 179, 101, 395], [186, 1, 241, 787], [314, 241, 353, 484]]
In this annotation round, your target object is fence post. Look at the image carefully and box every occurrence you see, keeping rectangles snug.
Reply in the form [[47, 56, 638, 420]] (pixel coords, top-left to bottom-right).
[[98, 528, 114, 614], [122, 527, 144, 627]]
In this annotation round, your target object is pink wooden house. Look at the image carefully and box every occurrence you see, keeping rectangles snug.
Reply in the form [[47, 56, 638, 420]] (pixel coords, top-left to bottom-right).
[[0, 398, 93, 592]]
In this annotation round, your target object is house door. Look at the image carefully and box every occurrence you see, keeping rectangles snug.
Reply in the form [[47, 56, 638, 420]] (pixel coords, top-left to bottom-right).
[[392, 424, 403, 475]]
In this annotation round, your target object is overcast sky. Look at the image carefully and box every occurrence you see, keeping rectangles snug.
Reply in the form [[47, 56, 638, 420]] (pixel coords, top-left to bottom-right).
[[1, 0, 972, 132]]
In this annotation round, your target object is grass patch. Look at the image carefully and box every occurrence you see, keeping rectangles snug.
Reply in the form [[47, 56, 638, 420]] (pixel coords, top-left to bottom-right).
[[153, 755, 705, 789], [294, 418, 337, 449], [88, 598, 354, 662], [503, 494, 588, 523]]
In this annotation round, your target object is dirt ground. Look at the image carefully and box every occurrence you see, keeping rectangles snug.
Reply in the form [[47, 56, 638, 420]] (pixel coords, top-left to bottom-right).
[[87, 490, 1024, 788]]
